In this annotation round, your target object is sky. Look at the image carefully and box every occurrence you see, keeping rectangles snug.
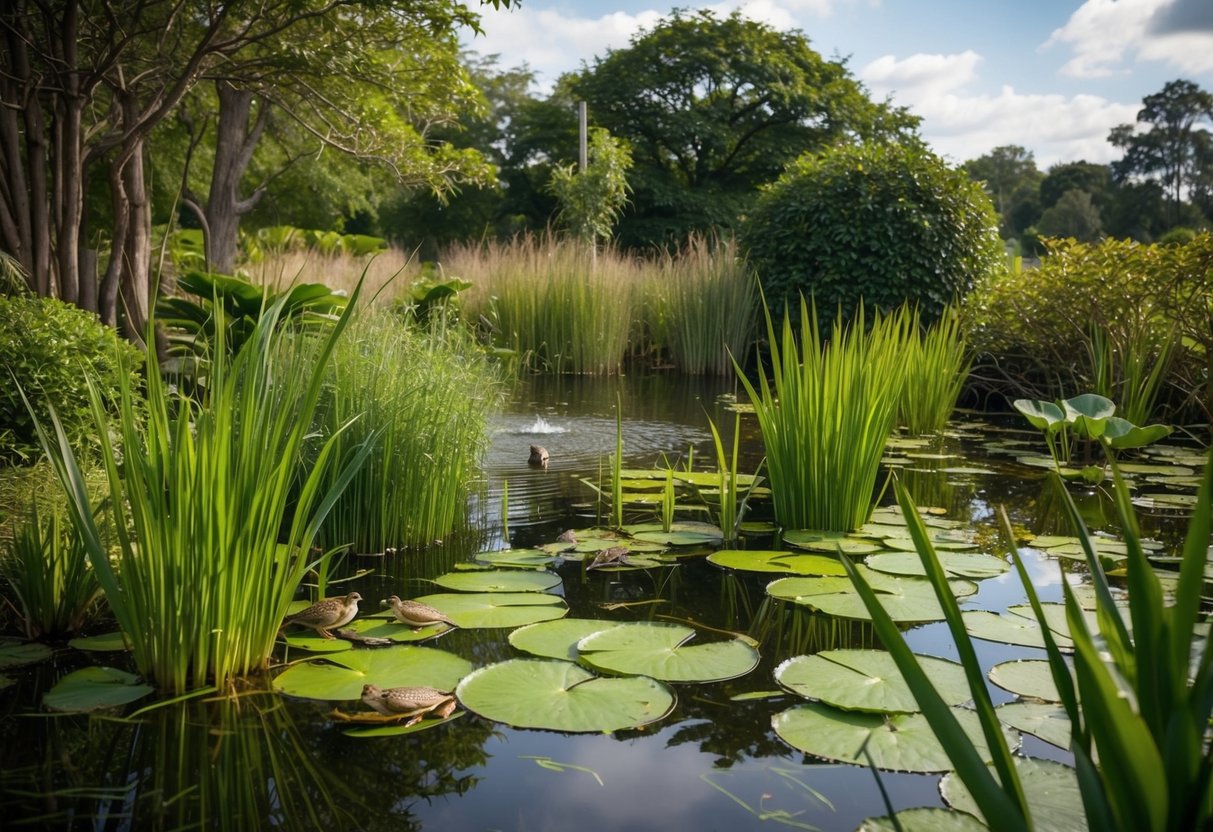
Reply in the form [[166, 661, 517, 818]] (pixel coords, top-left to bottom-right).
[[462, 0, 1213, 169]]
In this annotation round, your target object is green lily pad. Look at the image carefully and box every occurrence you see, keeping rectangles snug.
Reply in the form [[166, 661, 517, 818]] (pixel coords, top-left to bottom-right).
[[631, 526, 723, 546], [783, 530, 884, 555], [343, 711, 467, 737], [281, 632, 357, 652], [343, 618, 450, 642], [68, 632, 131, 652], [767, 566, 977, 623], [772, 702, 1019, 773], [706, 550, 847, 575], [1133, 492, 1199, 509], [433, 570, 561, 593], [0, 642, 53, 669], [509, 618, 621, 661], [942, 757, 1084, 831], [988, 659, 1062, 701], [455, 659, 674, 732], [474, 549, 559, 568], [864, 551, 1009, 579], [43, 667, 153, 712], [996, 702, 1071, 749], [272, 645, 472, 701], [962, 610, 1074, 650], [576, 622, 759, 683], [414, 592, 568, 629], [775, 650, 971, 713], [859, 807, 989, 832], [1013, 399, 1065, 432]]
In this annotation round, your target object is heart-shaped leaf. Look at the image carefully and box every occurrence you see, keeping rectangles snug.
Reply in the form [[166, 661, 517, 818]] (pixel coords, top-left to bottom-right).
[[775, 650, 971, 713], [272, 645, 471, 701], [43, 667, 153, 712], [576, 622, 760, 683]]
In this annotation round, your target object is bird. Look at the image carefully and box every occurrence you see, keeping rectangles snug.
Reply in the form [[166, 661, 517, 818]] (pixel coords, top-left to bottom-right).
[[280, 592, 361, 639], [555, 529, 578, 544], [528, 445, 549, 467], [361, 683, 456, 721], [587, 546, 630, 570], [381, 595, 457, 630]]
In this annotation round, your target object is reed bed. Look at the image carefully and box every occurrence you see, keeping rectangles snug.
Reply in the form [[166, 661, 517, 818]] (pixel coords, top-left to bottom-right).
[[898, 307, 971, 434], [737, 297, 911, 532], [247, 248, 421, 306], [313, 307, 503, 552]]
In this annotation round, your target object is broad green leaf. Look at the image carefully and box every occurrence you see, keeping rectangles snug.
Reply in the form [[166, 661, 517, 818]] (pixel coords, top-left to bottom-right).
[[415, 592, 568, 629], [43, 667, 153, 712], [433, 570, 561, 593], [775, 650, 972, 713], [509, 618, 622, 661], [281, 633, 356, 652], [272, 645, 471, 701], [706, 549, 847, 575], [996, 702, 1071, 749], [343, 619, 449, 643], [865, 551, 1008, 579], [67, 632, 131, 652], [1013, 399, 1064, 432], [859, 807, 989, 832], [962, 610, 1074, 650], [343, 711, 466, 738], [474, 549, 559, 568], [772, 702, 1019, 773], [1061, 393, 1115, 438], [783, 530, 883, 555], [455, 659, 674, 732], [942, 757, 1085, 832], [768, 566, 977, 623], [0, 641, 52, 669], [988, 660, 1062, 701], [577, 622, 760, 683]]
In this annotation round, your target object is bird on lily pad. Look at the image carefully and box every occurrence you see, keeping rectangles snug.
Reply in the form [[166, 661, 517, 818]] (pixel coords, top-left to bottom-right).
[[361, 683, 457, 724], [382, 595, 457, 630], [280, 592, 362, 639]]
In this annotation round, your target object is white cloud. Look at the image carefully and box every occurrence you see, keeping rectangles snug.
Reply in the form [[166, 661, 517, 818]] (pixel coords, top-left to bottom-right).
[[860, 52, 1139, 166], [1043, 0, 1213, 77]]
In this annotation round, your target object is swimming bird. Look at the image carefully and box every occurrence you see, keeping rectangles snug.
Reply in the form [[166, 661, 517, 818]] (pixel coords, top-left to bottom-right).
[[382, 595, 457, 630], [528, 445, 549, 467], [280, 592, 362, 639]]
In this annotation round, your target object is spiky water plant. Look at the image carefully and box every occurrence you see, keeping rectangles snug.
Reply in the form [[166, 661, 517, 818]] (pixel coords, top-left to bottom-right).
[[898, 307, 970, 434], [33, 292, 370, 694]]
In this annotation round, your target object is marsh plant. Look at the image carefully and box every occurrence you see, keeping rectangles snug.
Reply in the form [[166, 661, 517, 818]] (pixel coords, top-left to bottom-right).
[[898, 307, 971, 434], [34, 293, 370, 694], [738, 296, 910, 531], [313, 306, 503, 552]]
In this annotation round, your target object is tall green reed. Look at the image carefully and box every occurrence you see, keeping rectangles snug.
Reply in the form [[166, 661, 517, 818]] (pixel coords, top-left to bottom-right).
[[33, 292, 370, 694], [737, 296, 910, 531], [898, 307, 971, 434]]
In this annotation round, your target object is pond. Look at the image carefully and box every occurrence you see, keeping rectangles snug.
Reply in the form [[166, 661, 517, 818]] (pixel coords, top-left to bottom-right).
[[0, 373, 1204, 831]]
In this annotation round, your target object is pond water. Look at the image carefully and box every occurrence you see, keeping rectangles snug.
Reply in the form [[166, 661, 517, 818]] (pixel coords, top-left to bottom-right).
[[0, 373, 1203, 831]]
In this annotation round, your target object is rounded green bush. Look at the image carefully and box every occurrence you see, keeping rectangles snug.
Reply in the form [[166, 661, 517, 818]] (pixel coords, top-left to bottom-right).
[[0, 295, 142, 464], [741, 142, 1002, 327]]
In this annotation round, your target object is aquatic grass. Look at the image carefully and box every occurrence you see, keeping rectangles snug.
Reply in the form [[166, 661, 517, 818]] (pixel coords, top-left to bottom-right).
[[701, 412, 763, 544], [737, 295, 910, 531], [899, 307, 971, 434], [32, 291, 370, 694], [313, 305, 503, 551]]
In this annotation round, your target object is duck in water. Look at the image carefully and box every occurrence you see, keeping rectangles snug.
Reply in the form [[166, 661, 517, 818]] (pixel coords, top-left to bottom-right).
[[528, 445, 549, 468]]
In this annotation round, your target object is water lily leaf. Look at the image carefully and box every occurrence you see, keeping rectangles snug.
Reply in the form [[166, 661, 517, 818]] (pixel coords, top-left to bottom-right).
[[343, 618, 448, 643], [415, 592, 568, 629], [281, 632, 356, 652], [767, 567, 977, 623], [474, 549, 558, 568], [772, 702, 1018, 773], [1104, 419, 1171, 450], [0, 642, 53, 669], [774, 650, 971, 713], [1133, 492, 1198, 509], [942, 757, 1084, 831], [962, 610, 1074, 650], [455, 659, 674, 732], [577, 622, 759, 683], [509, 618, 621, 660], [706, 550, 847, 575], [68, 632, 131, 652], [859, 807, 989, 832], [1013, 399, 1065, 432], [272, 645, 472, 701], [629, 521, 723, 546], [43, 667, 153, 712], [1061, 393, 1115, 438], [343, 711, 466, 737], [988, 659, 1062, 701], [433, 570, 561, 593], [996, 702, 1071, 749], [864, 551, 1008, 579], [939, 466, 996, 475], [784, 532, 885, 555]]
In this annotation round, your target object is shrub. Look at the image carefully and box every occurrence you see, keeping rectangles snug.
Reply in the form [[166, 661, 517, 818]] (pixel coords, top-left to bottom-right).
[[741, 141, 1001, 330], [0, 296, 142, 464]]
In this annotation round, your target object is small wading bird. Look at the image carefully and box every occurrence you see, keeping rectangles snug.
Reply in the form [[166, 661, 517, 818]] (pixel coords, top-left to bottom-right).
[[382, 595, 457, 630], [361, 684, 457, 724], [528, 444, 549, 467], [587, 546, 630, 570], [280, 592, 362, 639]]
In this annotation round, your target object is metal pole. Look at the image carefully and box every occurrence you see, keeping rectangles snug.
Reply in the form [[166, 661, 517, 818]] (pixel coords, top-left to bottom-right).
[[578, 101, 588, 172]]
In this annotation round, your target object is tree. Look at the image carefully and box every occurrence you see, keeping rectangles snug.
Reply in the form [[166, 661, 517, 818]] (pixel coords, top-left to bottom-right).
[[1036, 189, 1104, 242], [547, 127, 632, 245], [564, 9, 919, 248], [1109, 79, 1213, 225], [963, 145, 1044, 238], [1040, 161, 1111, 211]]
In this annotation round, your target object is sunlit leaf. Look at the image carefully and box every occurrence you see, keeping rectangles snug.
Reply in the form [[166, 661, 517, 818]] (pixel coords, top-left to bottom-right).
[[43, 667, 153, 712]]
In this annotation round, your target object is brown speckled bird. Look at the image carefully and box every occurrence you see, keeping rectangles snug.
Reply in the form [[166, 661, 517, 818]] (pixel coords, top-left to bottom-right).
[[281, 592, 362, 639], [381, 595, 457, 630], [528, 445, 549, 467], [587, 546, 630, 570], [361, 683, 455, 719]]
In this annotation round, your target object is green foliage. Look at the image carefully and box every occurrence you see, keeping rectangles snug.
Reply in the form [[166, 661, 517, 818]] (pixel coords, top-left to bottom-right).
[[963, 145, 1044, 239], [547, 127, 632, 244], [1014, 393, 1172, 478], [743, 142, 1001, 331], [899, 309, 971, 434], [1035, 189, 1104, 241], [0, 295, 142, 464]]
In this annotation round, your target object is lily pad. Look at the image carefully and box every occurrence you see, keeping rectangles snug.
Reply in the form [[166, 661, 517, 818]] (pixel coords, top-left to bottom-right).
[[767, 566, 977, 623], [474, 549, 559, 568], [576, 622, 759, 683], [509, 618, 621, 661], [962, 610, 1074, 650], [706, 550, 847, 576], [433, 570, 561, 593], [68, 632, 131, 652], [942, 757, 1084, 832], [343, 618, 450, 643], [859, 807, 989, 832], [414, 592, 568, 629], [343, 711, 467, 737], [864, 551, 1009, 579], [0, 642, 53, 669], [996, 702, 1072, 749], [988, 659, 1062, 701], [43, 667, 153, 712], [774, 650, 971, 713], [783, 530, 884, 555], [1013, 399, 1064, 432], [455, 659, 674, 732], [631, 527, 723, 547], [272, 645, 472, 701], [280, 632, 357, 652], [772, 702, 1019, 773]]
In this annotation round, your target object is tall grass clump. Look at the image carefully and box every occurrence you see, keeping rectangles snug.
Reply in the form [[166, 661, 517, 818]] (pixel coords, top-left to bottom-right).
[[313, 305, 503, 552], [33, 293, 369, 694], [898, 307, 971, 433], [646, 236, 757, 375], [737, 296, 910, 531], [450, 234, 640, 374]]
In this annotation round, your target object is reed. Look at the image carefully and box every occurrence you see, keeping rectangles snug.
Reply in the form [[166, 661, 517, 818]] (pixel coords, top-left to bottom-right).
[[33, 292, 370, 694], [737, 296, 910, 531], [313, 306, 503, 551], [898, 307, 971, 434], [247, 247, 421, 305]]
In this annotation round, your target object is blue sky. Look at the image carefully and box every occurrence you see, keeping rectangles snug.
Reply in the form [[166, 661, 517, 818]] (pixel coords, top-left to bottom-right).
[[464, 0, 1213, 169]]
